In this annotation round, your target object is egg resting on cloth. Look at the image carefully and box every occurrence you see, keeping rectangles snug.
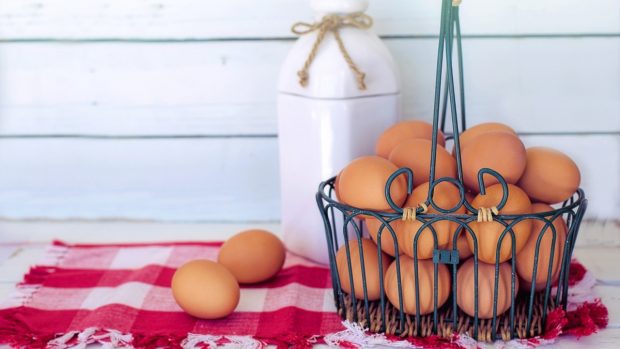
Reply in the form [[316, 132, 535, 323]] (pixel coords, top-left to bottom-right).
[[0, 241, 607, 349]]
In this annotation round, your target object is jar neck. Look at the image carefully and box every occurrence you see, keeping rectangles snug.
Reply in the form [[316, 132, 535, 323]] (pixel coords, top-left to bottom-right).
[[310, 0, 369, 17]]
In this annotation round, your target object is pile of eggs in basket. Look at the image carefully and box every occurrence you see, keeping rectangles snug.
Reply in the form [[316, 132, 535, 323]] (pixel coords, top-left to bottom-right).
[[334, 120, 581, 319]]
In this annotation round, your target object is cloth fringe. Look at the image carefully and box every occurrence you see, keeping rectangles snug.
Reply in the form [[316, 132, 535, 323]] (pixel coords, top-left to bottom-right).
[[182, 334, 265, 349], [324, 321, 418, 348], [0, 250, 607, 349], [0, 322, 322, 349], [0, 302, 607, 349], [0, 244, 67, 309]]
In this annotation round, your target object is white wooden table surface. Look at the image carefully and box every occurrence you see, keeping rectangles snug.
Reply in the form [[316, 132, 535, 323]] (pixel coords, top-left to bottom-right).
[[0, 220, 618, 348]]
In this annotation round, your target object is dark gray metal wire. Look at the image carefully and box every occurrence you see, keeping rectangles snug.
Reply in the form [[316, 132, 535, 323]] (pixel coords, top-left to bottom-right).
[[315, 0, 588, 341]]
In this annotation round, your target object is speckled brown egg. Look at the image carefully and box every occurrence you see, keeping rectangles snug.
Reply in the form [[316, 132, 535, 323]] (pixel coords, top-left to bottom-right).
[[453, 122, 517, 154], [336, 238, 391, 300], [461, 131, 527, 192], [376, 120, 446, 158], [516, 203, 567, 292], [457, 258, 518, 319], [384, 257, 451, 315], [400, 181, 466, 259], [518, 147, 581, 204], [388, 138, 457, 187], [171, 260, 240, 319], [467, 184, 532, 264], [218, 229, 286, 284], [338, 156, 408, 212]]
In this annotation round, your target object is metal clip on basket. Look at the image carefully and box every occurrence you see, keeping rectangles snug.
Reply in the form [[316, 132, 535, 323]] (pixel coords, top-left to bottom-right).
[[316, 0, 587, 342]]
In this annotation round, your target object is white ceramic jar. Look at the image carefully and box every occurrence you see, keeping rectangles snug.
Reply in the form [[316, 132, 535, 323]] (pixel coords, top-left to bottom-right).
[[277, 0, 402, 264]]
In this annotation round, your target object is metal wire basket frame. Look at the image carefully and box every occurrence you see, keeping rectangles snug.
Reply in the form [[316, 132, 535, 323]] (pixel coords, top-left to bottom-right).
[[316, 0, 587, 341]]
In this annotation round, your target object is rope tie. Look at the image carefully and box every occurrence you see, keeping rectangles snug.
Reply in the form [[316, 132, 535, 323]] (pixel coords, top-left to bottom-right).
[[477, 206, 499, 223], [452, 0, 462, 6], [291, 13, 373, 90], [402, 203, 429, 222]]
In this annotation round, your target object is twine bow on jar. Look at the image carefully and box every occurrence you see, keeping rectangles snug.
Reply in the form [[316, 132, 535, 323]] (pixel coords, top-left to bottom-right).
[[291, 13, 373, 90]]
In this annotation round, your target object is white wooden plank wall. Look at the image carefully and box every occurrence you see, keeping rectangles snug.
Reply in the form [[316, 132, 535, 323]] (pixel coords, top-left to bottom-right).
[[0, 0, 618, 222]]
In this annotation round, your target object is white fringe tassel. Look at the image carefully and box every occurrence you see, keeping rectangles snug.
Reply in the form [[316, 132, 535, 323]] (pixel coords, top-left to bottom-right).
[[1, 244, 69, 309], [565, 271, 598, 311], [0, 284, 40, 309], [324, 321, 420, 348], [454, 333, 483, 349], [46, 328, 133, 349], [44, 328, 268, 349], [494, 336, 557, 349], [323, 321, 562, 349], [182, 333, 264, 349], [41, 244, 70, 266]]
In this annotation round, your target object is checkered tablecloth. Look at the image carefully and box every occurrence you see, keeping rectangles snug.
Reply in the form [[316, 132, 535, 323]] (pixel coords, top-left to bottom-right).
[[0, 241, 343, 348], [0, 240, 608, 349]]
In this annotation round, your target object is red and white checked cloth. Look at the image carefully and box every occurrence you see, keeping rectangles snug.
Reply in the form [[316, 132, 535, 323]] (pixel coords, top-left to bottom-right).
[[0, 241, 608, 349]]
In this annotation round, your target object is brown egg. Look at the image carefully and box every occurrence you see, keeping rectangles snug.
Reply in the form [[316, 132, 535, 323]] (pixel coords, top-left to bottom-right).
[[456, 258, 518, 319], [365, 218, 403, 257], [453, 122, 516, 154], [388, 138, 457, 187], [218, 229, 286, 284], [384, 257, 451, 315], [400, 181, 466, 259], [333, 171, 342, 201], [467, 184, 532, 264], [376, 120, 446, 158], [448, 191, 475, 260], [517, 203, 567, 291], [445, 191, 475, 259], [338, 156, 408, 212], [461, 131, 526, 192], [171, 260, 240, 319], [465, 191, 476, 204], [518, 147, 581, 204], [335, 238, 391, 300], [447, 230, 474, 260]]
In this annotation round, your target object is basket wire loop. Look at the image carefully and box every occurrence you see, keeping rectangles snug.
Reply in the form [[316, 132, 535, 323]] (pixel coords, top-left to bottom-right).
[[526, 217, 558, 333], [315, 0, 589, 341], [385, 167, 415, 214]]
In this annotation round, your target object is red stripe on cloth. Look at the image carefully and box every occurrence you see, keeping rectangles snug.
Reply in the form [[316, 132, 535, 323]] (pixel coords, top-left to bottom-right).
[[0, 306, 343, 348], [1, 241, 608, 349], [33, 265, 331, 289], [0, 241, 344, 348]]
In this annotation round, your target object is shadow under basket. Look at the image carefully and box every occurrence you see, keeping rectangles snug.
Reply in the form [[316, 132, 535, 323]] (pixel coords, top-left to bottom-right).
[[339, 293, 557, 342]]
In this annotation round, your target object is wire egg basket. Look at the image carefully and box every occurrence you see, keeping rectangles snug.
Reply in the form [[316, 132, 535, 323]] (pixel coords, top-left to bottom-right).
[[316, 0, 587, 342]]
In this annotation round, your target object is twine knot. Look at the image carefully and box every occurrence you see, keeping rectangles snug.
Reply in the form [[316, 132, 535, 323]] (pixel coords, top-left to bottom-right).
[[477, 206, 499, 223], [291, 13, 373, 90], [402, 203, 429, 222]]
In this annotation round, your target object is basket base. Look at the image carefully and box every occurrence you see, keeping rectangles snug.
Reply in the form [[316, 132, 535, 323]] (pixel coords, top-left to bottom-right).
[[338, 293, 558, 342]]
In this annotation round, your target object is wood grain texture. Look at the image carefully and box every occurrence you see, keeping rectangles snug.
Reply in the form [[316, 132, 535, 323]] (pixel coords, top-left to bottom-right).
[[0, 134, 616, 221], [0, 37, 618, 136], [0, 137, 280, 222], [0, 0, 618, 223], [0, 0, 618, 40]]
